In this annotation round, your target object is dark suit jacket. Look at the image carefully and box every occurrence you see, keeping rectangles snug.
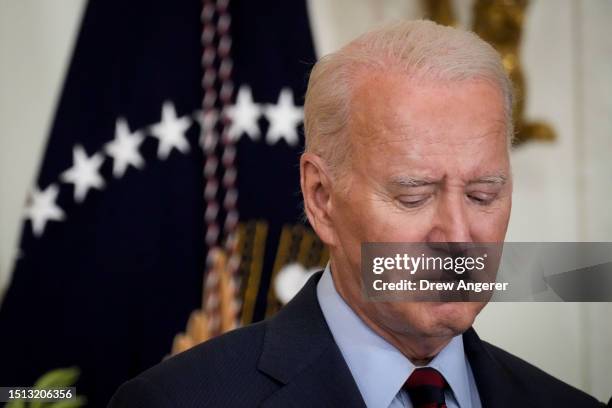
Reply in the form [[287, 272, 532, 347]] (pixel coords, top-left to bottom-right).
[[109, 272, 608, 407]]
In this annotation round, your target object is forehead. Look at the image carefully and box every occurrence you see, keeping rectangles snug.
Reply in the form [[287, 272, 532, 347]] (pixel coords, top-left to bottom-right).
[[350, 71, 506, 140], [346, 71, 509, 178]]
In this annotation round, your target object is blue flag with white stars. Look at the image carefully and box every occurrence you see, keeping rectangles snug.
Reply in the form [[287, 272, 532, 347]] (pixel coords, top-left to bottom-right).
[[0, 0, 317, 406]]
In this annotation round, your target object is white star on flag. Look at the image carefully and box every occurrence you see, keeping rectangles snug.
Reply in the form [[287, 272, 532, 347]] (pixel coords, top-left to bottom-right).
[[60, 144, 105, 203], [226, 85, 262, 142], [24, 184, 65, 237], [264, 88, 303, 146], [151, 101, 192, 160], [105, 117, 145, 178]]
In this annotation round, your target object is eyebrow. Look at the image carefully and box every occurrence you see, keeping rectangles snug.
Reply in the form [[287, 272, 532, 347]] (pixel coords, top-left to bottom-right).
[[389, 174, 508, 188], [389, 176, 439, 188], [469, 175, 508, 185]]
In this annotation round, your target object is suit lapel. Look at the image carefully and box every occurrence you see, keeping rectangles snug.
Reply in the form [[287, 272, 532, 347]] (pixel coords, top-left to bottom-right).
[[259, 273, 541, 408], [260, 344, 366, 408], [258, 272, 366, 408], [463, 328, 536, 408]]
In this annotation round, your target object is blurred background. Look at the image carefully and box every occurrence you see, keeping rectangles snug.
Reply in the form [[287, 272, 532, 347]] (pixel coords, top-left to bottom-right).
[[0, 0, 611, 406]]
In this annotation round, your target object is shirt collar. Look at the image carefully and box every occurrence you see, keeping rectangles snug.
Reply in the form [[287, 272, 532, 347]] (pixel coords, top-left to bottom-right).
[[316, 263, 474, 408]]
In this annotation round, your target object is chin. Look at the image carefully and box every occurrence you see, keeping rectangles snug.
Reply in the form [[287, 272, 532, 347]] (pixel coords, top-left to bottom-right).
[[424, 302, 484, 334], [382, 301, 485, 339]]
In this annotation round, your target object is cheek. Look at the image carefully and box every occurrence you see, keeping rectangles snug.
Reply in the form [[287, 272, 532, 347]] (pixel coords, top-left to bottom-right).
[[333, 181, 379, 239], [347, 201, 418, 242], [371, 205, 438, 242], [332, 192, 369, 250]]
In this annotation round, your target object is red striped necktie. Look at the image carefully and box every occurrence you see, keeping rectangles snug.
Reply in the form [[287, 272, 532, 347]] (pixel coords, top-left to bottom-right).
[[403, 367, 448, 408]]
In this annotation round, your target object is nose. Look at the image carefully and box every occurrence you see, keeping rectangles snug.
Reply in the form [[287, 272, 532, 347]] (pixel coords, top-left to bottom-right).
[[427, 191, 472, 243]]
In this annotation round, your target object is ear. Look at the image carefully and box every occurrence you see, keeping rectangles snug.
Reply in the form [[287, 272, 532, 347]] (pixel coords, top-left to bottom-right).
[[300, 152, 337, 247]]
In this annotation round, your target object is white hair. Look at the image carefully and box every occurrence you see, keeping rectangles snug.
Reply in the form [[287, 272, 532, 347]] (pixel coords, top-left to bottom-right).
[[303, 19, 514, 177]]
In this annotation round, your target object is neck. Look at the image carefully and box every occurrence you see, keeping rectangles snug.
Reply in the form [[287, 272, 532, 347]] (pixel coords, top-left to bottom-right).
[[348, 298, 453, 365], [329, 259, 454, 365]]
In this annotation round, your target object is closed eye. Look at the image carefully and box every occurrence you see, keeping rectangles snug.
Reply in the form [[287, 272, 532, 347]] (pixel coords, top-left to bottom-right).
[[467, 192, 497, 205], [398, 195, 431, 208]]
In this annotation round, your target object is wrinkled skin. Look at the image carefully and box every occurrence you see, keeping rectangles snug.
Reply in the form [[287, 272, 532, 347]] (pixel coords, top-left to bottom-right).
[[301, 71, 512, 363]]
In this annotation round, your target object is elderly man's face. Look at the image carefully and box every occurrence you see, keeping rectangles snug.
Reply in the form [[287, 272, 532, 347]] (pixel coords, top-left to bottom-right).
[[307, 71, 512, 349]]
